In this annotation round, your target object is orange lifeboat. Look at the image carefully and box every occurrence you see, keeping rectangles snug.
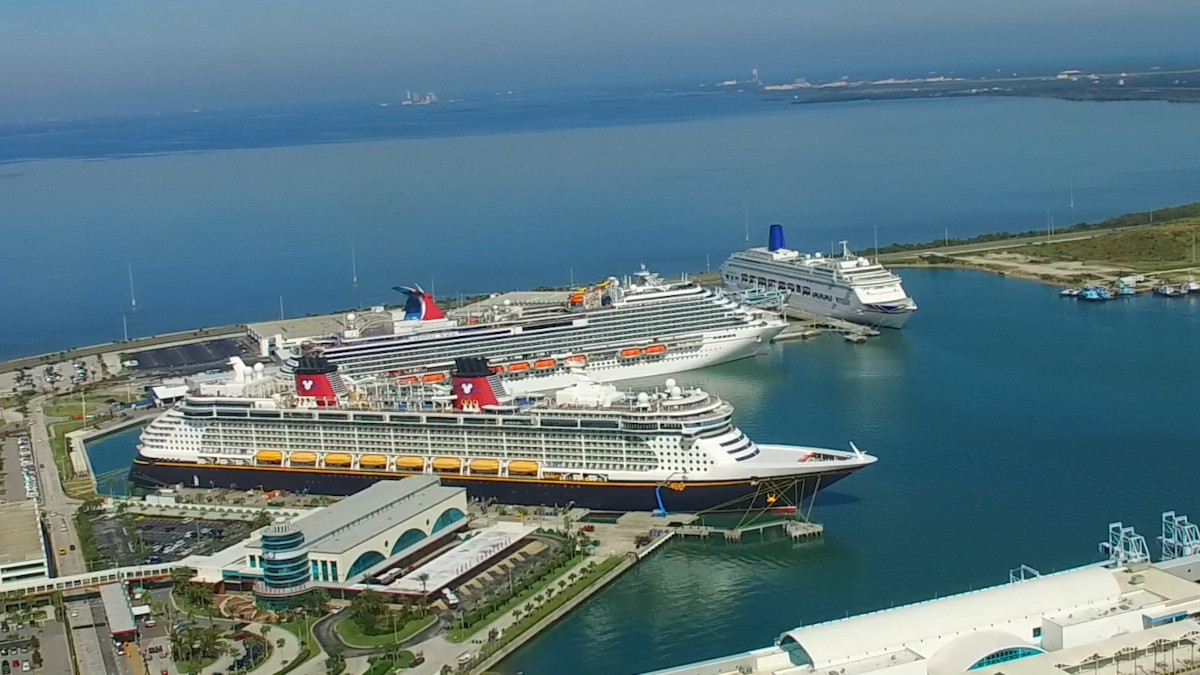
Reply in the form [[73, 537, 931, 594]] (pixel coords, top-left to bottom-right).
[[619, 348, 643, 359], [289, 451, 317, 466], [256, 450, 282, 464], [490, 366, 504, 375], [324, 454, 353, 467], [396, 456, 425, 470], [533, 359, 557, 370], [564, 355, 587, 366], [432, 458, 462, 472], [470, 459, 500, 474], [359, 454, 388, 469], [399, 376, 418, 385], [508, 460, 539, 475], [422, 372, 447, 384], [646, 344, 667, 356], [507, 362, 531, 374]]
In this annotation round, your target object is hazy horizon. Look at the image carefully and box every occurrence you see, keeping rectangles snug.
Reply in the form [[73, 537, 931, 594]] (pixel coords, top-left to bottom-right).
[[3, 0, 1199, 123]]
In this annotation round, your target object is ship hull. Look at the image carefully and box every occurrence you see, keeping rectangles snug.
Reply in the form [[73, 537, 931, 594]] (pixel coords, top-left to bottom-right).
[[129, 456, 855, 513], [786, 293, 915, 330], [504, 328, 781, 394]]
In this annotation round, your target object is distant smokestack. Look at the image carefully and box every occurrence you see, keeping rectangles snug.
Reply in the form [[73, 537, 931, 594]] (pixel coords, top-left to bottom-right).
[[768, 224, 786, 252]]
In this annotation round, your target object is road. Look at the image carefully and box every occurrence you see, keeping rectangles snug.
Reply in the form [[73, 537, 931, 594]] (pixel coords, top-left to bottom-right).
[[28, 395, 87, 575], [876, 228, 1124, 263]]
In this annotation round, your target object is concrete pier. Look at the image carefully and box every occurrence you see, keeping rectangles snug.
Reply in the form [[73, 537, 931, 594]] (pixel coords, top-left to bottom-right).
[[776, 308, 881, 340]]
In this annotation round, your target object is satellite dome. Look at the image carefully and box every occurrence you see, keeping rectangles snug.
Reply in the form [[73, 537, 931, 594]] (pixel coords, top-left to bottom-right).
[[346, 312, 357, 323], [253, 362, 264, 373], [637, 392, 650, 403], [669, 386, 682, 398], [503, 299, 512, 306], [664, 378, 677, 389]]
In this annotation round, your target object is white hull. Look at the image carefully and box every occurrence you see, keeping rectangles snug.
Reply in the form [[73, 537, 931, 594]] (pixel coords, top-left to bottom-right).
[[504, 326, 782, 395], [785, 292, 915, 330]]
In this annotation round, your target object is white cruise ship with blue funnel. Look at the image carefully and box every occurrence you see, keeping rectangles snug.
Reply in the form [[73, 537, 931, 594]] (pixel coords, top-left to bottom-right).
[[720, 224, 917, 329]]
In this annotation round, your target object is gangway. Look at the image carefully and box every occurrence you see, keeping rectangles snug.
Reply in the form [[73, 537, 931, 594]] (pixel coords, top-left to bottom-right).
[[1099, 521, 1150, 568], [1159, 511, 1200, 560]]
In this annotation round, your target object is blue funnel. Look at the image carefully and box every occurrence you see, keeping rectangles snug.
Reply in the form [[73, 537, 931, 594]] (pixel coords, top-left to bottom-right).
[[767, 224, 786, 251]]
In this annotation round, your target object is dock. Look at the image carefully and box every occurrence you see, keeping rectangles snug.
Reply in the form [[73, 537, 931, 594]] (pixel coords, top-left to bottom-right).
[[665, 519, 824, 543], [773, 307, 881, 342]]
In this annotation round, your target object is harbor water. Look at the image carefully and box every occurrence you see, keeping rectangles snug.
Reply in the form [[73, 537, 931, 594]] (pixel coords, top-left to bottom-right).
[[6, 96, 1200, 360], [499, 268, 1200, 674], [76, 268, 1200, 673]]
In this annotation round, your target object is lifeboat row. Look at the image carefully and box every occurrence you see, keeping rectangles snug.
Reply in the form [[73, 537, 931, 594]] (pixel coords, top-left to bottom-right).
[[254, 450, 540, 475], [388, 347, 666, 384]]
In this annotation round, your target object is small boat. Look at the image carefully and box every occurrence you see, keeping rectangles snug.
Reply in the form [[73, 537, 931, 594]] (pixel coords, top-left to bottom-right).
[[843, 333, 867, 344], [1060, 288, 1081, 297], [1155, 285, 1184, 297], [1116, 284, 1136, 297], [1079, 287, 1105, 301], [1184, 279, 1200, 293]]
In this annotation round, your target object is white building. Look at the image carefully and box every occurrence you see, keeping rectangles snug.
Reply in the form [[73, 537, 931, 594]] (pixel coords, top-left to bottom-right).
[[189, 476, 469, 590], [645, 563, 1200, 675], [0, 502, 49, 587]]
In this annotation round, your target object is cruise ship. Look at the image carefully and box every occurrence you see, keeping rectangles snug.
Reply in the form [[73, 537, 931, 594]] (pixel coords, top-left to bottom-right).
[[130, 356, 876, 512], [285, 268, 786, 394], [720, 224, 917, 329]]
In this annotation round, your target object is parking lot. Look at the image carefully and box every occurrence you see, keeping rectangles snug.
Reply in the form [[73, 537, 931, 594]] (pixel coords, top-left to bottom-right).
[[0, 435, 40, 506], [89, 514, 255, 567], [1, 603, 72, 675]]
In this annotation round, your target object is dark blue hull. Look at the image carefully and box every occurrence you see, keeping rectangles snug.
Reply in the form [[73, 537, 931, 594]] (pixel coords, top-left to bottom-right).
[[129, 456, 857, 513]]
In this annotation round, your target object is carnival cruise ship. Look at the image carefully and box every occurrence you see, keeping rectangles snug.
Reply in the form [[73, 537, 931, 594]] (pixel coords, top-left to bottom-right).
[[130, 356, 875, 512], [285, 268, 786, 394], [721, 225, 916, 329]]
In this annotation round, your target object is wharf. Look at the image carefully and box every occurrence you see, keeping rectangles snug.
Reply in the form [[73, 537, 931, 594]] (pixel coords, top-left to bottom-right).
[[668, 518, 823, 543], [775, 308, 881, 341]]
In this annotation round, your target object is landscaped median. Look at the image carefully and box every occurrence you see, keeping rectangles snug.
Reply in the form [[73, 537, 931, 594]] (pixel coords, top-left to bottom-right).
[[273, 617, 320, 674], [335, 613, 436, 647], [445, 552, 591, 644], [469, 556, 624, 668]]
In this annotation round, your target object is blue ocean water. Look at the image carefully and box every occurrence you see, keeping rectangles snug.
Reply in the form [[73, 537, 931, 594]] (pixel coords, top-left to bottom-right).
[[4, 96, 1200, 360], [500, 269, 1200, 674]]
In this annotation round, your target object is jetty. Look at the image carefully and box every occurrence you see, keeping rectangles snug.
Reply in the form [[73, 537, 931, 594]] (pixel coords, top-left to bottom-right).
[[774, 307, 881, 342]]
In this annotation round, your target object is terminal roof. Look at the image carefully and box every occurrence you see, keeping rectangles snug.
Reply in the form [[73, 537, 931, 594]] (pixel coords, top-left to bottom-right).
[[0, 502, 46, 566], [100, 583, 137, 636], [248, 476, 460, 555]]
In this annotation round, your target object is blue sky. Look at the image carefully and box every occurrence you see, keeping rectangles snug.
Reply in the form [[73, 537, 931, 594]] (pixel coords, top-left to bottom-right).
[[2, 0, 1198, 121]]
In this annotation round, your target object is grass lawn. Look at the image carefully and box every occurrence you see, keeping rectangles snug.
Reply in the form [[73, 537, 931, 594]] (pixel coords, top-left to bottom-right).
[[336, 614, 436, 647], [44, 403, 86, 419], [174, 655, 218, 675], [49, 418, 88, 483], [445, 556, 587, 644]]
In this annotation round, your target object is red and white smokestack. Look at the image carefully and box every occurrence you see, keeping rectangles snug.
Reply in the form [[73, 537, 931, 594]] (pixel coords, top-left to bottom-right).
[[293, 356, 341, 407], [452, 357, 500, 410]]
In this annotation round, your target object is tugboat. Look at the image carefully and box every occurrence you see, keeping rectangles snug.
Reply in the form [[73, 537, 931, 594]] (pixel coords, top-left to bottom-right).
[[1115, 283, 1137, 297], [1154, 285, 1185, 297], [1079, 286, 1112, 302]]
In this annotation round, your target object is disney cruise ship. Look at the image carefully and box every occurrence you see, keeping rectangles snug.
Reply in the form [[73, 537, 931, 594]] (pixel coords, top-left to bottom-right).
[[130, 356, 875, 512], [287, 268, 786, 394], [721, 224, 917, 329]]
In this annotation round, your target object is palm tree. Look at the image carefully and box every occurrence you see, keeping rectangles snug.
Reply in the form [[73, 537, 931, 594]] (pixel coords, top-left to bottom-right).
[[558, 580, 567, 594], [258, 624, 271, 641], [512, 608, 522, 622]]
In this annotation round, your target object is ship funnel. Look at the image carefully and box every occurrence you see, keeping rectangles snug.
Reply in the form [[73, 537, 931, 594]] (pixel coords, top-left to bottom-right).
[[393, 285, 447, 322], [768, 224, 786, 252], [452, 357, 506, 410], [293, 355, 343, 407]]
